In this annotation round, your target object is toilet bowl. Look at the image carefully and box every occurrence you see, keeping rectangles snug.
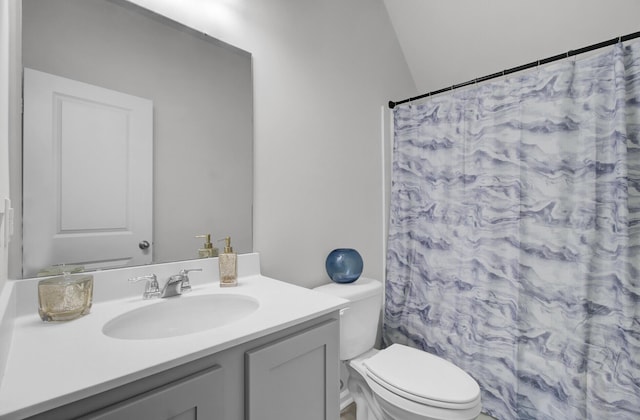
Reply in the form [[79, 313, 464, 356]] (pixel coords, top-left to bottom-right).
[[349, 345, 481, 420], [314, 278, 482, 420]]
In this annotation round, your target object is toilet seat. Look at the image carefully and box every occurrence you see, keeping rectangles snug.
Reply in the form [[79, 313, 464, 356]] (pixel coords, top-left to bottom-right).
[[362, 344, 481, 410], [363, 372, 482, 420]]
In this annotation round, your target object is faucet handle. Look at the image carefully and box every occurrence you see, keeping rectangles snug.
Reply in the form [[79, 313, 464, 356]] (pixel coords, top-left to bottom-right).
[[128, 274, 161, 299], [178, 268, 202, 293]]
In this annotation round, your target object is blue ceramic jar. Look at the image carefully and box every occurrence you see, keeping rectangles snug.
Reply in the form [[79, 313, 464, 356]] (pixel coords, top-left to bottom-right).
[[325, 248, 363, 283]]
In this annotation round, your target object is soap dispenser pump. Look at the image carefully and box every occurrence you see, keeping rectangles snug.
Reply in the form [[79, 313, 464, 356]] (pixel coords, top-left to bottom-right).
[[196, 234, 218, 258], [219, 236, 237, 287]]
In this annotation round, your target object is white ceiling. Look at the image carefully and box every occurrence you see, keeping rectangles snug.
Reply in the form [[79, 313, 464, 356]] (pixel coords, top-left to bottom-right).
[[383, 0, 640, 97]]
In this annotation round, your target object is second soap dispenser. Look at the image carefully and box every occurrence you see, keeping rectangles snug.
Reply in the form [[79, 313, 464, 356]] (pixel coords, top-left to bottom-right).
[[219, 236, 237, 287], [196, 234, 219, 258]]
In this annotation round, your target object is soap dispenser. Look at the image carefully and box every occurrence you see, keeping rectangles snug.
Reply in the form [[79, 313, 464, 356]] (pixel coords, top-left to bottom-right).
[[219, 236, 237, 287], [196, 234, 218, 258]]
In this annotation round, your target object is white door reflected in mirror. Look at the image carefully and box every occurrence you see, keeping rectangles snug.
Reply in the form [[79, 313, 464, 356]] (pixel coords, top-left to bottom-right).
[[22, 68, 153, 277]]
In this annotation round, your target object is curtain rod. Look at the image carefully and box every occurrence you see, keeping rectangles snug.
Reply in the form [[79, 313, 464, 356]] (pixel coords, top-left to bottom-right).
[[388, 30, 640, 109]]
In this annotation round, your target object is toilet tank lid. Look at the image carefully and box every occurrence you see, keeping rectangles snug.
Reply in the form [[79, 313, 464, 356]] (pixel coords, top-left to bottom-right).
[[313, 277, 381, 301]]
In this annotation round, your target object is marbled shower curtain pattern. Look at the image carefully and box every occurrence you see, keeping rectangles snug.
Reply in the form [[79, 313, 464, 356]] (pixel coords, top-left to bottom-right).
[[384, 41, 640, 420]]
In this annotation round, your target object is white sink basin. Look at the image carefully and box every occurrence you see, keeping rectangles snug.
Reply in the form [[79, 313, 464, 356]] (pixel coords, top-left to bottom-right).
[[102, 294, 260, 340]]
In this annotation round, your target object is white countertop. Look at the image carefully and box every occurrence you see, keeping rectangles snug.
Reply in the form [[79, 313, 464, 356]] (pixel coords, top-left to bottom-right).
[[0, 254, 347, 419]]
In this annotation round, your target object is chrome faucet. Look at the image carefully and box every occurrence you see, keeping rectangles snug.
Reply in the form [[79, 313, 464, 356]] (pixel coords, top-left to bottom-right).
[[160, 274, 186, 298], [160, 268, 203, 298], [130, 269, 202, 299]]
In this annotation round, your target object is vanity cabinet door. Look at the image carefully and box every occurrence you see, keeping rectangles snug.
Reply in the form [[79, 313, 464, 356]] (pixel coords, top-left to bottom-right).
[[245, 319, 340, 420], [81, 365, 224, 420]]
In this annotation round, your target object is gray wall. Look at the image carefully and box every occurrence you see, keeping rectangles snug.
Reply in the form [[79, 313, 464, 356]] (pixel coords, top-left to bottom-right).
[[12, 0, 253, 277]]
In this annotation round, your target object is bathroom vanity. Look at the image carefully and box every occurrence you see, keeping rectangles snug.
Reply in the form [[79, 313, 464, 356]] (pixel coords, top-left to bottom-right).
[[0, 254, 347, 420]]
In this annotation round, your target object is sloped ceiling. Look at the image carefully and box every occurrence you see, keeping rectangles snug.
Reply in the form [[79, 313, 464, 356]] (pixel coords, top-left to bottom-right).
[[383, 0, 640, 97]]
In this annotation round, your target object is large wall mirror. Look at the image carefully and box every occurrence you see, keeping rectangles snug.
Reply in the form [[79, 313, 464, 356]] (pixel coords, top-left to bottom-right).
[[9, 0, 253, 278]]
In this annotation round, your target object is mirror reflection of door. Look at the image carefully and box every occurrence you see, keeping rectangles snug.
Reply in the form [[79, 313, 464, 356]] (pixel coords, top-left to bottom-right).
[[22, 68, 153, 277]]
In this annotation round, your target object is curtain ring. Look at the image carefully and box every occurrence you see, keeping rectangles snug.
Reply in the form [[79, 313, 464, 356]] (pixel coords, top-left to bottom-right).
[[566, 51, 576, 65]]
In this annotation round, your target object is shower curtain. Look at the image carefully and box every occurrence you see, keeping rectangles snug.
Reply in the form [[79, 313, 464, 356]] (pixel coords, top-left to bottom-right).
[[384, 40, 640, 420]]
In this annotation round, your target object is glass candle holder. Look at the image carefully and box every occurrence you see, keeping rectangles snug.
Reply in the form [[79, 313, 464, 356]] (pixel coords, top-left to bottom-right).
[[38, 274, 93, 322]]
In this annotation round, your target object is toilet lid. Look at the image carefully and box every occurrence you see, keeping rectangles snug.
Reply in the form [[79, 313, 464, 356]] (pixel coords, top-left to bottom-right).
[[363, 344, 480, 406]]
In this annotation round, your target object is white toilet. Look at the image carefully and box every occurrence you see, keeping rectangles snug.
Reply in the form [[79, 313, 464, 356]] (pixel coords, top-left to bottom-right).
[[314, 277, 482, 420]]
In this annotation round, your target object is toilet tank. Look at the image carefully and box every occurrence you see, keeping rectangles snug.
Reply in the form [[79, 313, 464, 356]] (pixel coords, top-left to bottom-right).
[[314, 277, 382, 360]]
